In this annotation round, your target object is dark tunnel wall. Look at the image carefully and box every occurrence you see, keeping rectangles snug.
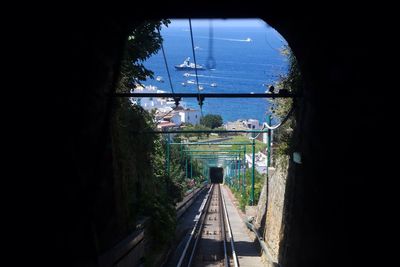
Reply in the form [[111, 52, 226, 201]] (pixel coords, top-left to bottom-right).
[[210, 167, 224, 183], [32, 3, 392, 267]]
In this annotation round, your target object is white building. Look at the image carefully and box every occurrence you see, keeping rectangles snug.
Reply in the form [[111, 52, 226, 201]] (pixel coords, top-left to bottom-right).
[[245, 151, 268, 174], [242, 119, 260, 130], [262, 123, 274, 144], [156, 121, 178, 131], [130, 85, 175, 111], [178, 108, 201, 125], [163, 112, 182, 126]]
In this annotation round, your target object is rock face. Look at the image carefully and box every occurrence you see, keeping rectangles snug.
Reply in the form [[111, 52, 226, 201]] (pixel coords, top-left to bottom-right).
[[254, 162, 287, 264], [267, 162, 289, 260], [36, 4, 381, 267]]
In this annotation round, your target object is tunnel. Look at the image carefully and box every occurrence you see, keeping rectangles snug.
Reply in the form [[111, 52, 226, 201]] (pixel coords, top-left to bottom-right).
[[28, 3, 391, 267], [209, 167, 224, 184]]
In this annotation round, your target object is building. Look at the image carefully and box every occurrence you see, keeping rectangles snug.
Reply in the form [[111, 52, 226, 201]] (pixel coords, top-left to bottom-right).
[[262, 122, 274, 144], [156, 121, 178, 131], [245, 151, 268, 174], [242, 119, 260, 130], [163, 112, 182, 126], [130, 85, 175, 111], [178, 108, 201, 125], [224, 120, 248, 131]]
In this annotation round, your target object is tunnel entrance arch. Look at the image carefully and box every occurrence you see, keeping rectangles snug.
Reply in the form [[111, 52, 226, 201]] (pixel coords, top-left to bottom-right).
[[51, 6, 357, 267], [112, 17, 298, 267]]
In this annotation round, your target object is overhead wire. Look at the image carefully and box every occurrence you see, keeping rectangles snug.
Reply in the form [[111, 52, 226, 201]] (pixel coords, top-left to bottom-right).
[[156, 21, 294, 138], [206, 19, 216, 70], [155, 27, 180, 128], [157, 27, 176, 95], [248, 102, 294, 140], [188, 18, 204, 117]]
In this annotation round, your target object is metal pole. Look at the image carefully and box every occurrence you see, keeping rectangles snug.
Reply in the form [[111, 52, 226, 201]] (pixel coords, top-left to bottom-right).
[[114, 92, 296, 98], [251, 137, 255, 205], [186, 157, 188, 178], [243, 145, 246, 196], [135, 129, 270, 134], [236, 153, 240, 191], [207, 163, 210, 183], [169, 142, 253, 145], [190, 157, 193, 179], [230, 161, 233, 187], [267, 115, 272, 176], [166, 133, 170, 177], [227, 163, 231, 186], [183, 149, 243, 152]]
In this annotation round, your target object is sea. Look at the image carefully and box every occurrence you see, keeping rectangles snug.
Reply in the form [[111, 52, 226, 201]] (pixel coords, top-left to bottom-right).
[[142, 19, 289, 124]]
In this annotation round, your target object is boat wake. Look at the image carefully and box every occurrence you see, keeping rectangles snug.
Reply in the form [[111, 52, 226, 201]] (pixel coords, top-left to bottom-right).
[[214, 37, 252, 42], [194, 36, 252, 42], [185, 73, 221, 78]]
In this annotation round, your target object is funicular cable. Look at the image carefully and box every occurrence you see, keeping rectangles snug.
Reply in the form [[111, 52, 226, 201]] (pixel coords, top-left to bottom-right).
[[188, 18, 204, 117], [156, 27, 180, 123]]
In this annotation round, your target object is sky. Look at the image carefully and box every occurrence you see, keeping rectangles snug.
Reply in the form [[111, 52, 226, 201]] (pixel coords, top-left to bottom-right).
[[166, 19, 271, 28]]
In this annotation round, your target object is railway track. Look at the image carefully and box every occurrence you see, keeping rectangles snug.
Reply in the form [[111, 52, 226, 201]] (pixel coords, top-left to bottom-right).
[[177, 184, 238, 267]]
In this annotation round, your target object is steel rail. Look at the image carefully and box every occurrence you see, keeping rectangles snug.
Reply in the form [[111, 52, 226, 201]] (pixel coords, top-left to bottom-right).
[[176, 184, 214, 267], [187, 184, 217, 266], [219, 185, 229, 267], [220, 186, 239, 267]]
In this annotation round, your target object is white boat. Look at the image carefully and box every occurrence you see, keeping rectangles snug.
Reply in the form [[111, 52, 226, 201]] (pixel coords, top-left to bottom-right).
[[181, 82, 186, 86], [156, 76, 164, 82], [210, 83, 217, 87], [187, 80, 195, 84], [198, 85, 204, 91], [175, 57, 205, 70], [183, 73, 191, 77]]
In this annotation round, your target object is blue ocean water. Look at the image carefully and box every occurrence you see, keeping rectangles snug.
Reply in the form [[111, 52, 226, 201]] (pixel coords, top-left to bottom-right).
[[142, 21, 288, 123]]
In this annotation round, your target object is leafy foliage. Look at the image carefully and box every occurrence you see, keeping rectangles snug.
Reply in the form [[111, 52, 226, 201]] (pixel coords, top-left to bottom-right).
[[270, 46, 301, 160], [110, 20, 188, 256], [181, 124, 212, 139], [116, 20, 170, 92], [200, 114, 223, 129], [233, 169, 264, 210]]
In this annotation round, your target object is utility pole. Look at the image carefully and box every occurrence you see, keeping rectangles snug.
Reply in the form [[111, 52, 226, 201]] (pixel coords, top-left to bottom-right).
[[267, 115, 272, 175], [166, 133, 170, 177], [243, 145, 246, 196], [251, 136, 255, 205]]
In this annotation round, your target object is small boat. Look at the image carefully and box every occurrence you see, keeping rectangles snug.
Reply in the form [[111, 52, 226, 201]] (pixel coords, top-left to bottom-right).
[[183, 73, 191, 77], [175, 57, 205, 70], [156, 76, 164, 82], [181, 82, 186, 87], [245, 38, 252, 42], [187, 80, 195, 84], [210, 83, 217, 87], [198, 85, 204, 91]]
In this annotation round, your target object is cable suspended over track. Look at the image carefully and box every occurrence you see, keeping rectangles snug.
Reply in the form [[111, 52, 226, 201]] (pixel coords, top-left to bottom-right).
[[157, 27, 176, 95], [189, 18, 204, 117]]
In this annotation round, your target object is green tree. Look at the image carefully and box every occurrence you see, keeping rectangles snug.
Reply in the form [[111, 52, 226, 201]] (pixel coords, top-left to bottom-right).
[[117, 19, 170, 92], [200, 114, 223, 129], [271, 46, 301, 160], [182, 124, 212, 139], [111, 20, 183, 258]]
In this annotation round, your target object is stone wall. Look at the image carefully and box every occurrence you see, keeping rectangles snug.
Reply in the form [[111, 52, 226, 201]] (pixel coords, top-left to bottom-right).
[[253, 159, 288, 265], [264, 160, 288, 262]]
